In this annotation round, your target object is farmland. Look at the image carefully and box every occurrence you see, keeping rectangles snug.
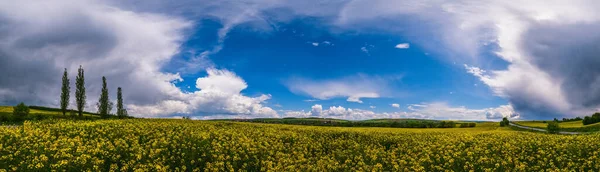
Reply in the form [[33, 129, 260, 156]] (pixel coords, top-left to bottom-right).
[[2, 119, 600, 171]]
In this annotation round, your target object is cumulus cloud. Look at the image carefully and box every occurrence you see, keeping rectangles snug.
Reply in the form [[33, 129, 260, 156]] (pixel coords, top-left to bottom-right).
[[285, 74, 398, 103], [311, 42, 319, 46], [128, 68, 277, 117], [391, 103, 400, 108], [485, 104, 520, 119], [369, 106, 376, 109], [395, 43, 410, 49]]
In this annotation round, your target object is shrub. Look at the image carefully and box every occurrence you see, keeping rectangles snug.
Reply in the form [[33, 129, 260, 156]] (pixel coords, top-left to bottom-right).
[[0, 113, 10, 122], [459, 123, 476, 128], [13, 102, 29, 120], [500, 117, 510, 127], [547, 121, 560, 134]]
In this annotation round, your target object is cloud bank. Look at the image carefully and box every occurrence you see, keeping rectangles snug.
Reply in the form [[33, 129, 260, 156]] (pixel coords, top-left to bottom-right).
[[395, 43, 410, 49]]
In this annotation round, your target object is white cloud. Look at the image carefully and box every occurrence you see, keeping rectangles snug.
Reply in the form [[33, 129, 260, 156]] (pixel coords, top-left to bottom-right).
[[369, 106, 376, 109], [485, 104, 520, 119], [310, 41, 333, 47], [195, 69, 247, 95], [360, 47, 369, 54], [285, 74, 398, 103], [395, 43, 410, 49], [391, 103, 400, 108], [128, 68, 277, 117]]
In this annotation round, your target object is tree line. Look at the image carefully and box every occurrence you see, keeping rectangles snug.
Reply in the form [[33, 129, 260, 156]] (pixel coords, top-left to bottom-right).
[[61, 66, 129, 118], [231, 118, 475, 128], [3, 66, 130, 123]]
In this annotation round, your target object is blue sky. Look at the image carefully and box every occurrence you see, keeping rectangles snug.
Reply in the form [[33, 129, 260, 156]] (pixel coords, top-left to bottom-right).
[[170, 18, 509, 114], [2, 0, 600, 120]]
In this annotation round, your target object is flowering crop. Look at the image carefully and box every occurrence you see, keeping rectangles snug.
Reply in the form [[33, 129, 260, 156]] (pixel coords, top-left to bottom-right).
[[1, 119, 600, 171]]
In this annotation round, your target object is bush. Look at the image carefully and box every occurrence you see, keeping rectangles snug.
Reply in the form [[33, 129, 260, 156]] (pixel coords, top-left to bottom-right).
[[13, 102, 29, 120], [547, 121, 560, 134], [499, 117, 510, 127], [0, 112, 10, 122]]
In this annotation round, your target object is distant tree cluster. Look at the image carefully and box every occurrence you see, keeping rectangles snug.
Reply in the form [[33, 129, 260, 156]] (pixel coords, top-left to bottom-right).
[[583, 113, 600, 125], [235, 118, 464, 128], [562, 117, 582, 122]]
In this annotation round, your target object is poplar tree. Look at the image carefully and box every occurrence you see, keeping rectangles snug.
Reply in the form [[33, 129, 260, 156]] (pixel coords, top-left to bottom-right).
[[60, 68, 70, 116], [97, 76, 110, 118], [75, 65, 86, 117], [116, 87, 125, 118]]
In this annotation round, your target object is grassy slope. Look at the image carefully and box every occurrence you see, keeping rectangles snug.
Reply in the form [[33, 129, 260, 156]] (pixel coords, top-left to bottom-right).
[[514, 120, 600, 132], [0, 106, 100, 118]]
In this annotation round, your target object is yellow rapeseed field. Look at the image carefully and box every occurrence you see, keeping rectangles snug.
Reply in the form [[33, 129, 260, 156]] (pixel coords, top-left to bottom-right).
[[1, 119, 600, 171]]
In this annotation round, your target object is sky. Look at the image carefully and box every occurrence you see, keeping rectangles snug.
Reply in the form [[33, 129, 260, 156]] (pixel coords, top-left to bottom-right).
[[1, 0, 600, 120]]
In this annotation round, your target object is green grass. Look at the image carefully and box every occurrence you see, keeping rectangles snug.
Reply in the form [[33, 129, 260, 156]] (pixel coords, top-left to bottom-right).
[[514, 120, 600, 132], [513, 121, 548, 128], [0, 105, 134, 125], [0, 106, 99, 118]]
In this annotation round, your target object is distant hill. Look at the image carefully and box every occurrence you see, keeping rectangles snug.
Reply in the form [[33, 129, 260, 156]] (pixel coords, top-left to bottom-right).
[[0, 105, 130, 123], [0, 105, 99, 116]]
